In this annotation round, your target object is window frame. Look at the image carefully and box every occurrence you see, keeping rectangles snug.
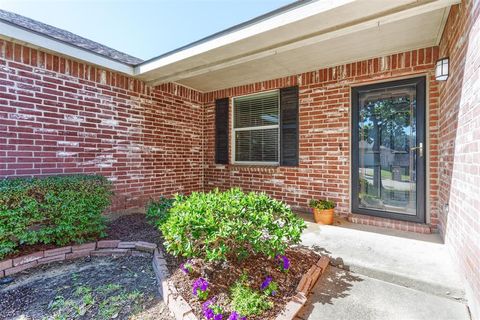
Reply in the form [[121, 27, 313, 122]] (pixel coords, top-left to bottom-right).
[[231, 90, 280, 166]]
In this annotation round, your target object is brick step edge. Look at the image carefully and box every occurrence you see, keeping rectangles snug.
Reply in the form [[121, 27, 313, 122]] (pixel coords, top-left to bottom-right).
[[0, 240, 158, 278], [275, 256, 330, 320]]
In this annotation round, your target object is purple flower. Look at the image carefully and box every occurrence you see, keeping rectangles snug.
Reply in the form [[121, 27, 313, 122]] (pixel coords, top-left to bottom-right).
[[202, 300, 214, 319], [228, 311, 246, 320], [180, 260, 192, 274], [276, 255, 290, 271], [192, 277, 209, 295], [202, 299, 213, 311], [260, 276, 272, 290], [204, 308, 214, 319], [202, 298, 224, 320]]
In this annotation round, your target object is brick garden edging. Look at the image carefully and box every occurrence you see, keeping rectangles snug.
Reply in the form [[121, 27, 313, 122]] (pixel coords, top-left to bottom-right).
[[1, 245, 329, 320], [152, 254, 330, 320], [0, 240, 157, 278], [276, 256, 330, 320], [152, 249, 198, 320]]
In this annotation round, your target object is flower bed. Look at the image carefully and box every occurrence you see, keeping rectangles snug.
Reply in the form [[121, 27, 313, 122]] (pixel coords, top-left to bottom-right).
[[147, 188, 326, 320], [170, 249, 320, 319]]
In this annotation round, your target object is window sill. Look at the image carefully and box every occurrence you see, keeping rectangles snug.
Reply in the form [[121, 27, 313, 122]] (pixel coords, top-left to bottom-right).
[[228, 164, 279, 173], [231, 162, 279, 167]]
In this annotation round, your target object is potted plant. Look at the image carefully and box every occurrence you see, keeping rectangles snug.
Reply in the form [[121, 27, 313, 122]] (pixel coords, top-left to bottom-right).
[[309, 199, 336, 225]]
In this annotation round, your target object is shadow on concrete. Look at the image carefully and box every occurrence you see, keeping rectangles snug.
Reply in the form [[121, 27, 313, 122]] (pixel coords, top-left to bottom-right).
[[296, 266, 363, 319]]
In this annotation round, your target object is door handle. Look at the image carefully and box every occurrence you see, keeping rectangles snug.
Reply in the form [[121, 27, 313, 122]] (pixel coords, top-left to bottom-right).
[[411, 142, 423, 157]]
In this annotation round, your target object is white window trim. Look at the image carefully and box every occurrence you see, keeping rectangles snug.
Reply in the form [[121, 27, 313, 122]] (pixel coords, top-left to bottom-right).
[[231, 90, 280, 166]]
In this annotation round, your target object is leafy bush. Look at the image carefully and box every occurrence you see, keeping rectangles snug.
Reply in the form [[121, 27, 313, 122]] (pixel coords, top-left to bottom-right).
[[309, 199, 336, 210], [155, 188, 306, 261], [230, 275, 272, 316], [0, 175, 112, 258], [146, 196, 175, 227]]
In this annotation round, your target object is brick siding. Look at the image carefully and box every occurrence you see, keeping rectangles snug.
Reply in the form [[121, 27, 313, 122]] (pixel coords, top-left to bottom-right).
[[0, 3, 479, 316], [203, 48, 440, 233], [0, 39, 441, 228], [437, 1, 480, 318], [0, 40, 204, 211]]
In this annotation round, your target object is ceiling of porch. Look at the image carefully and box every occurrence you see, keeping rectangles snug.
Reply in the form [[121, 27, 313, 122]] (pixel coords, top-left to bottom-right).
[[135, 0, 458, 92]]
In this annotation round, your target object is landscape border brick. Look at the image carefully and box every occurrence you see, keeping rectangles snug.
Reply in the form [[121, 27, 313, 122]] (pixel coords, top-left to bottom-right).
[[276, 256, 330, 320], [151, 253, 330, 320], [151, 248, 199, 320], [0, 240, 157, 279], [0, 243, 327, 320]]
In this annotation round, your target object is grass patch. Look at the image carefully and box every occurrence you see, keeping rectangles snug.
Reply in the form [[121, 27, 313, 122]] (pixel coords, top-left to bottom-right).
[[48, 282, 144, 320]]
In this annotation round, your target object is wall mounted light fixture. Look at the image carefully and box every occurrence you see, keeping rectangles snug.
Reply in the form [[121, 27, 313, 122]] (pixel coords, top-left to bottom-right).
[[435, 57, 449, 81]]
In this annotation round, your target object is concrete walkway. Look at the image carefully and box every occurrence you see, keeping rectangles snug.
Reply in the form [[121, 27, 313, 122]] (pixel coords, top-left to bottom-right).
[[297, 215, 470, 320]]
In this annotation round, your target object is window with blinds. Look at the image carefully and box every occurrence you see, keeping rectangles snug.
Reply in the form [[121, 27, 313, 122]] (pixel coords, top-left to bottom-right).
[[233, 91, 279, 163]]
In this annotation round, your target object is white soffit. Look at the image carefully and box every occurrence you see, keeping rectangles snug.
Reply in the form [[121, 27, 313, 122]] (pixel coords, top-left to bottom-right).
[[137, 0, 459, 91]]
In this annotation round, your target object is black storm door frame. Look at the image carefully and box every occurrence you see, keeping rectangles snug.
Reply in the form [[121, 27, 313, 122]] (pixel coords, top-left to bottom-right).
[[351, 76, 426, 223]]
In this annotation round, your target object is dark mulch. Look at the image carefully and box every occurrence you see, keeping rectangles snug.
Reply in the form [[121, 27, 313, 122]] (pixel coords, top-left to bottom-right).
[[2, 213, 317, 320], [0, 255, 171, 320], [3, 213, 181, 273], [105, 213, 182, 273], [106, 213, 159, 243], [0, 213, 175, 320], [170, 248, 319, 320]]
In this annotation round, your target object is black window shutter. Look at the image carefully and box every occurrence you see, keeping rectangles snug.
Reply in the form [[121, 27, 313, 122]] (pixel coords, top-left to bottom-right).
[[215, 98, 229, 164], [280, 86, 299, 166]]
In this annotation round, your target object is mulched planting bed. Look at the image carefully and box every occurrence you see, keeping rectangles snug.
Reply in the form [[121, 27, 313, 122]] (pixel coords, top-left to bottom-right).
[[105, 213, 182, 273], [170, 248, 319, 320], [2, 213, 181, 273], [0, 255, 172, 320]]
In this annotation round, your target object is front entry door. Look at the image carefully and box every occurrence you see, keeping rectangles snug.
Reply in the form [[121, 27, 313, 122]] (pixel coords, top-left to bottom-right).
[[351, 77, 426, 223]]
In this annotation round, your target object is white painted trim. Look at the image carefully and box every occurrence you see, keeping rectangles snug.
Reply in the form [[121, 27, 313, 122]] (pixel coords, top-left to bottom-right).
[[0, 21, 134, 75], [231, 161, 280, 166], [231, 90, 280, 165], [142, 0, 459, 86], [234, 125, 279, 132], [435, 7, 451, 45], [135, 0, 355, 75]]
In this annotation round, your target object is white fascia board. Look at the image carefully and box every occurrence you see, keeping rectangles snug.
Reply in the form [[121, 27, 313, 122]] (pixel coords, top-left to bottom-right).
[[0, 21, 134, 75], [134, 0, 356, 75], [145, 0, 460, 86]]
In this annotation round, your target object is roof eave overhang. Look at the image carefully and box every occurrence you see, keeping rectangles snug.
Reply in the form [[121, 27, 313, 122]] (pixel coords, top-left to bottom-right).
[[0, 20, 135, 75], [136, 0, 459, 90]]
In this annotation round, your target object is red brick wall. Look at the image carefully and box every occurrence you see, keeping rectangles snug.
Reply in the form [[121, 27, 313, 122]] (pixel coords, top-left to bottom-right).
[[203, 47, 440, 233], [0, 40, 204, 211], [437, 1, 480, 318], [0, 40, 444, 233]]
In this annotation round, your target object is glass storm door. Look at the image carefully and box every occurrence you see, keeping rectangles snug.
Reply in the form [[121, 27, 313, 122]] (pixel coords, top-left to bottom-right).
[[351, 77, 426, 223]]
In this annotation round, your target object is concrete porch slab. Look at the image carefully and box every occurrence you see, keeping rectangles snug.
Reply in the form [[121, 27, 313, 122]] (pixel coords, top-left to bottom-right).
[[295, 267, 470, 320], [298, 214, 466, 301]]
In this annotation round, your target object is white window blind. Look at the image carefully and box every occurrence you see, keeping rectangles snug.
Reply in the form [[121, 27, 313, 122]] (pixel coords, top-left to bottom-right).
[[233, 91, 279, 163]]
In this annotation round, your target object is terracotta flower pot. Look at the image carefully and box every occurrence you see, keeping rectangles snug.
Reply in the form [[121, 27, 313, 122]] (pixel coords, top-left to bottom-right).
[[313, 208, 334, 225]]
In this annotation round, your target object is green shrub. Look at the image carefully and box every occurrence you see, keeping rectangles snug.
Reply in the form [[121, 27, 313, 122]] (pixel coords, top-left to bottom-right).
[[0, 175, 112, 258], [156, 188, 306, 261], [308, 199, 336, 210], [230, 276, 273, 316], [146, 196, 176, 227]]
